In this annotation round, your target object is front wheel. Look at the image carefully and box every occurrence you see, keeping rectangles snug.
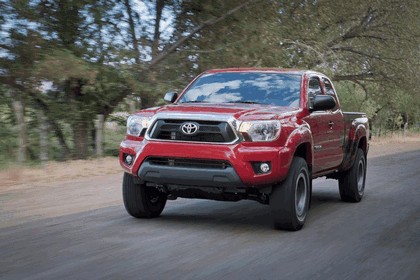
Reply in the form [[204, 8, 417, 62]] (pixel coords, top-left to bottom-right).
[[122, 173, 167, 218], [338, 148, 366, 202], [270, 157, 311, 231]]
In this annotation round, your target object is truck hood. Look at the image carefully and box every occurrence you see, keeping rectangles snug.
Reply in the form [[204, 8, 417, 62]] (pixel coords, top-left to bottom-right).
[[140, 103, 298, 121]]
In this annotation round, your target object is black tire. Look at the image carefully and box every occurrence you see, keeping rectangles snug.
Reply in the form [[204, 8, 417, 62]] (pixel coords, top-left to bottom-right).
[[338, 148, 366, 202], [270, 157, 311, 231], [122, 173, 167, 218]]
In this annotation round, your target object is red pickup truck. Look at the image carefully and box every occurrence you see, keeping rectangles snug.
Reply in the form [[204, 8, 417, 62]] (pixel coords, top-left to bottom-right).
[[119, 68, 369, 231]]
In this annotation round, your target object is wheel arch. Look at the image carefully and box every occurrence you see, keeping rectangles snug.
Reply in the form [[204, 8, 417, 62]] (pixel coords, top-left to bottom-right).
[[358, 136, 368, 156], [293, 142, 313, 170], [354, 122, 368, 155]]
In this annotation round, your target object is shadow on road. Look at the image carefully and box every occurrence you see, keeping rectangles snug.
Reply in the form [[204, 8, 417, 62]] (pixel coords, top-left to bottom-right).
[[136, 180, 345, 231]]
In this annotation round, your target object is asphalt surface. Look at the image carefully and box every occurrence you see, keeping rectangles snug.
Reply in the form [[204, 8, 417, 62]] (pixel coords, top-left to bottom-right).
[[0, 149, 419, 280]]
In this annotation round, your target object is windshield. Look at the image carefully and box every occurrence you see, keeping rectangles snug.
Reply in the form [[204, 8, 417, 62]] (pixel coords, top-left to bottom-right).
[[178, 72, 302, 107]]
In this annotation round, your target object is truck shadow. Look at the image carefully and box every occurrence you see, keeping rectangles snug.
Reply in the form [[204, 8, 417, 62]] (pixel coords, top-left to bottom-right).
[[157, 182, 344, 230]]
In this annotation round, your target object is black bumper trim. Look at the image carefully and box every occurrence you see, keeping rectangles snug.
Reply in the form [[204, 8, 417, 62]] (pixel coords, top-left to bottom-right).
[[137, 162, 243, 188]]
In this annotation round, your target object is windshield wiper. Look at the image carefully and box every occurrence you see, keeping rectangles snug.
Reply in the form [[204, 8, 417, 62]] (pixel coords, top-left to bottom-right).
[[178, 100, 208, 104], [227, 101, 265, 104]]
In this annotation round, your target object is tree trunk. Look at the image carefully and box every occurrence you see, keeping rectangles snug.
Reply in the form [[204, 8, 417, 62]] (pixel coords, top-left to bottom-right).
[[95, 114, 104, 157], [403, 113, 408, 137], [129, 100, 136, 113], [12, 99, 27, 164], [391, 114, 396, 136], [37, 109, 49, 163], [124, 0, 141, 64], [66, 78, 91, 160], [152, 0, 165, 58], [51, 120, 71, 161], [72, 119, 90, 159], [33, 97, 70, 160]]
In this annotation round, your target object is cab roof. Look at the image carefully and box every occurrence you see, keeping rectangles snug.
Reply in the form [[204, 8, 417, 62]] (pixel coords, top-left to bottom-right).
[[204, 68, 324, 76]]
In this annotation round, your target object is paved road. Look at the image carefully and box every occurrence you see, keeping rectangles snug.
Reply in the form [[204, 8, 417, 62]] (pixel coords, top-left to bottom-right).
[[1, 149, 419, 280]]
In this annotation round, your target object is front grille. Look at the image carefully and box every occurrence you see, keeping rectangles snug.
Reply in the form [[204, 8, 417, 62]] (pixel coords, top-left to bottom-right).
[[147, 157, 231, 169], [148, 119, 237, 143]]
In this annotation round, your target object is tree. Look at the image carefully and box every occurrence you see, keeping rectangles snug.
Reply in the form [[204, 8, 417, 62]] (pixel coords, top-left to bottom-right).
[[1, 0, 419, 163], [0, 0, 258, 161]]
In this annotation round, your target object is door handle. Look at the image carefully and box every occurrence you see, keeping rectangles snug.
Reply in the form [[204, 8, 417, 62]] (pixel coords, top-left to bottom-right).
[[329, 121, 334, 129]]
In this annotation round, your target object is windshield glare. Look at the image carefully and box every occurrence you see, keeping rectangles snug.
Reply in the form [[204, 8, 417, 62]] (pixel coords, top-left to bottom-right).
[[178, 72, 302, 107]]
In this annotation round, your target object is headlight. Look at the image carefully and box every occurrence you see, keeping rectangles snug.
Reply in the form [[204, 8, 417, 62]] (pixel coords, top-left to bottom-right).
[[239, 120, 281, 142], [127, 115, 150, 136]]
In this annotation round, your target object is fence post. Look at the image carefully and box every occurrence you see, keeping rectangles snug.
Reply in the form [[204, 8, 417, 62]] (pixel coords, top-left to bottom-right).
[[95, 114, 104, 157]]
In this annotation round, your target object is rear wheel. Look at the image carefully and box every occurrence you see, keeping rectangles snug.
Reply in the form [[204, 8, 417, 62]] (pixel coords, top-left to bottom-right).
[[338, 148, 366, 202], [270, 157, 310, 231], [122, 173, 167, 218]]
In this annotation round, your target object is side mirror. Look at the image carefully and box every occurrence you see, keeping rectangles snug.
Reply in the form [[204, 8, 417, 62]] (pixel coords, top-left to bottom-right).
[[312, 95, 336, 111], [164, 91, 178, 103]]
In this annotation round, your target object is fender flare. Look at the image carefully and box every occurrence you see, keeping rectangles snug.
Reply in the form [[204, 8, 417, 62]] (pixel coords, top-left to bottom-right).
[[284, 124, 314, 168], [342, 122, 368, 171]]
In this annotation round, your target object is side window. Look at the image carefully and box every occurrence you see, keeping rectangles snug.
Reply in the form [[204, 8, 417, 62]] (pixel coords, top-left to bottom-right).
[[322, 77, 338, 110], [322, 78, 335, 96], [308, 77, 322, 109]]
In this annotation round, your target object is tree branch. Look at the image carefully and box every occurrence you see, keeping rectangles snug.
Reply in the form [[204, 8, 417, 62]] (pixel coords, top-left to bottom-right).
[[180, 38, 248, 54], [281, 39, 326, 65], [0, 43, 13, 51], [148, 0, 258, 69], [327, 7, 379, 48], [333, 73, 375, 82], [0, 76, 26, 91], [331, 46, 400, 61]]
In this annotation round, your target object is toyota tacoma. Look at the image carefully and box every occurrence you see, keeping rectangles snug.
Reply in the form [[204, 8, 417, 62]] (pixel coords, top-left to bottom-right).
[[119, 68, 369, 231]]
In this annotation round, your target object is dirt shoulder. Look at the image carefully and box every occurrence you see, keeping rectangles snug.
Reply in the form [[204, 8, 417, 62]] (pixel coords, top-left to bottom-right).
[[0, 157, 121, 192], [368, 135, 420, 158], [0, 136, 419, 191]]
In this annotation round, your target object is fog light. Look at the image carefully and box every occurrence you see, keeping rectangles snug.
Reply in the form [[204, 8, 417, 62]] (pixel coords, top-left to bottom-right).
[[260, 163, 270, 173], [125, 154, 133, 165]]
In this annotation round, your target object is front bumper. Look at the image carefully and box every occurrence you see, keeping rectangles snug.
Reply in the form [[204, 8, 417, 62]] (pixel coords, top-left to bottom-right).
[[138, 161, 242, 187], [120, 139, 294, 188]]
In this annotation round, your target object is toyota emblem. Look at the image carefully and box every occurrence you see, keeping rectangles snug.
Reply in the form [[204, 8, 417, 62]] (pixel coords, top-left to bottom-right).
[[181, 122, 199, 135]]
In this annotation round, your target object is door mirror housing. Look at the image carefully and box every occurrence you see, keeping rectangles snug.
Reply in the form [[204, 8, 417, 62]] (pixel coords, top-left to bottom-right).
[[164, 91, 178, 103], [312, 95, 336, 111]]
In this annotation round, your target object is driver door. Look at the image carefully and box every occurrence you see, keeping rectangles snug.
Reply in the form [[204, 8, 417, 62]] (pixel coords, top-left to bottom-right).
[[303, 76, 331, 173]]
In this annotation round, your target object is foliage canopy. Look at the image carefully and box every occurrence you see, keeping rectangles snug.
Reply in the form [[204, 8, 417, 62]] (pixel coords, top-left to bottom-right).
[[0, 0, 419, 161]]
